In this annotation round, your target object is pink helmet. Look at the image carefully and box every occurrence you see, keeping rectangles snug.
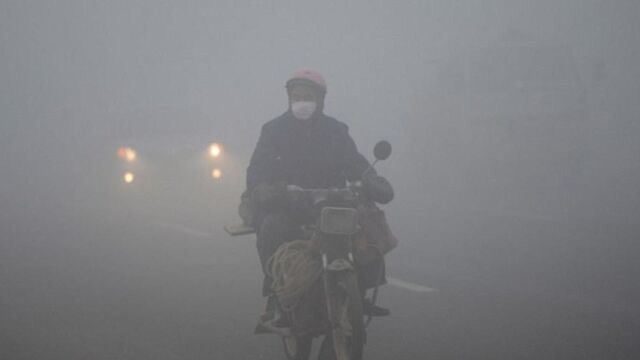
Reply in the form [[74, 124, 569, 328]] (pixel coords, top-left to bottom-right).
[[286, 68, 327, 94]]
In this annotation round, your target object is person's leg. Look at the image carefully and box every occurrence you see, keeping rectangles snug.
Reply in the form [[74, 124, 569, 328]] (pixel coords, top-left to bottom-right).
[[256, 213, 298, 296], [358, 256, 391, 317], [357, 255, 387, 290], [254, 213, 300, 330]]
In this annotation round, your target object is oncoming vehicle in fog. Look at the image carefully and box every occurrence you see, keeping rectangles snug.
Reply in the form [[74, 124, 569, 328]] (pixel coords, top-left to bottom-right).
[[107, 125, 245, 226]]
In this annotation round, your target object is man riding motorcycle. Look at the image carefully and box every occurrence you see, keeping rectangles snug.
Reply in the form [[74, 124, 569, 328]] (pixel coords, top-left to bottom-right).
[[245, 69, 394, 321]]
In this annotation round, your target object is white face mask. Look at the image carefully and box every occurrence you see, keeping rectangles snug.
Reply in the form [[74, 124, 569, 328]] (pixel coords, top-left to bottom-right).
[[291, 101, 317, 120]]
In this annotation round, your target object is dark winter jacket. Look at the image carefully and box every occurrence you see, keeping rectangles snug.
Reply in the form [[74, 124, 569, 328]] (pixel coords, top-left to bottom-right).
[[247, 111, 371, 192]]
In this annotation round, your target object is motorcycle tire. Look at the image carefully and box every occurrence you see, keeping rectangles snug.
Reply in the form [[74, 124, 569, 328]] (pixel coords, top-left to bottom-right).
[[318, 271, 365, 360]]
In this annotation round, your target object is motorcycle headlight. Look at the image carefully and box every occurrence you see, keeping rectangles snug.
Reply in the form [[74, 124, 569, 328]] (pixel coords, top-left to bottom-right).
[[319, 207, 359, 235]]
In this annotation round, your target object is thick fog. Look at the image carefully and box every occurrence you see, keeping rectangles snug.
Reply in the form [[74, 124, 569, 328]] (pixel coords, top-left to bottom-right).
[[1, 1, 639, 359]]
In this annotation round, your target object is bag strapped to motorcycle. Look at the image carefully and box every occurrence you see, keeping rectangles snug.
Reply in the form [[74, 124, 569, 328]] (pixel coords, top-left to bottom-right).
[[353, 203, 398, 265]]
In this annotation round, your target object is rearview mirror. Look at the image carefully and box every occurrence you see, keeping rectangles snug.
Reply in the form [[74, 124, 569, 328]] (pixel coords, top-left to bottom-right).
[[373, 141, 392, 161]]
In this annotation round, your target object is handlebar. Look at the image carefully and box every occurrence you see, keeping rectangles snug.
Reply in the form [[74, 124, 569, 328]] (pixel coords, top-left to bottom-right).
[[285, 184, 360, 206]]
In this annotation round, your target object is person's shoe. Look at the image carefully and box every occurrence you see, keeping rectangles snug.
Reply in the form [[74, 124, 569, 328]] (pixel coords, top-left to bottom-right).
[[363, 298, 390, 317], [254, 311, 291, 334], [254, 295, 291, 334], [254, 296, 276, 334]]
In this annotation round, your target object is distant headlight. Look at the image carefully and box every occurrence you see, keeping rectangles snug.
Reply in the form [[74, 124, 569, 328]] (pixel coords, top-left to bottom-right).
[[211, 168, 222, 180], [123, 172, 135, 184], [118, 147, 137, 162], [208, 143, 222, 158]]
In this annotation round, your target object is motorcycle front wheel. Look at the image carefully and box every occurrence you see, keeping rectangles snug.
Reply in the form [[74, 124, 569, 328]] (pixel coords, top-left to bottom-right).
[[318, 271, 365, 360]]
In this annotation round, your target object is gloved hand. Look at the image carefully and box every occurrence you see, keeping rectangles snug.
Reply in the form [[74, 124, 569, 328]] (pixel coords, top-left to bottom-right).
[[363, 174, 394, 204]]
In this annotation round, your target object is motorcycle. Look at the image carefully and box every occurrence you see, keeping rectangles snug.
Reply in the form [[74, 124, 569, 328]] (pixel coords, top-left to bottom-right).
[[226, 141, 392, 360]]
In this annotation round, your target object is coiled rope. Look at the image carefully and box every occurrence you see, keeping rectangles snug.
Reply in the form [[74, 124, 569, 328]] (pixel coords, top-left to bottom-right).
[[266, 240, 323, 310]]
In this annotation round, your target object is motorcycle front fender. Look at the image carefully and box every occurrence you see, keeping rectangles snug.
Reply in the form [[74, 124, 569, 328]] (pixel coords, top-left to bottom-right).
[[326, 258, 354, 272]]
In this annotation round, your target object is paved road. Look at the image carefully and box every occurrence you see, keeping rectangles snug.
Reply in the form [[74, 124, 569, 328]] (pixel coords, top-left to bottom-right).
[[2, 208, 639, 359]]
